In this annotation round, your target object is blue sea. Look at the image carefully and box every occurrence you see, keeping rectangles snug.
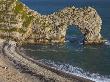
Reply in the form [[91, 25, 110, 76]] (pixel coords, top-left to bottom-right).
[[20, 0, 110, 82]]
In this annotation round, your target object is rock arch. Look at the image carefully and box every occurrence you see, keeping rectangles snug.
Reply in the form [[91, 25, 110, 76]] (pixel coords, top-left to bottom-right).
[[0, 0, 104, 44], [26, 7, 104, 44]]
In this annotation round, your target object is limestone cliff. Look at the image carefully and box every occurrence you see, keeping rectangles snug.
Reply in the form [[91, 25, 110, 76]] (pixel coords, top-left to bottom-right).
[[0, 0, 105, 44]]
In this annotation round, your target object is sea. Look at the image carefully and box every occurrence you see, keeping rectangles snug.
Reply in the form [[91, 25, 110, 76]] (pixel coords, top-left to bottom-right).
[[20, 0, 110, 82]]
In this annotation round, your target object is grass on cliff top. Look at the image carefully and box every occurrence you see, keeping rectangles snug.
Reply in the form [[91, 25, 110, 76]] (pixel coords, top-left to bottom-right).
[[14, 1, 34, 28]]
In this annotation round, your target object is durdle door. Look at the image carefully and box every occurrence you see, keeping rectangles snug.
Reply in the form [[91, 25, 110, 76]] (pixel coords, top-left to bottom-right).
[[0, 0, 105, 44]]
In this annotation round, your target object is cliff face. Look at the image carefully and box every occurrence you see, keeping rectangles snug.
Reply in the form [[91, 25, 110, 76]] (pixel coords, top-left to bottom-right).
[[0, 0, 104, 44]]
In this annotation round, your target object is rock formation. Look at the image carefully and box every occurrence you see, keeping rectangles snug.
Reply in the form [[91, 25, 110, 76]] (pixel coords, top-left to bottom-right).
[[0, 0, 105, 44]]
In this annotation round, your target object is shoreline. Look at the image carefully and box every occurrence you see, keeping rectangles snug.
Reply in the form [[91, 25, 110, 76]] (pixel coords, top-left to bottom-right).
[[0, 40, 41, 82], [0, 39, 94, 82]]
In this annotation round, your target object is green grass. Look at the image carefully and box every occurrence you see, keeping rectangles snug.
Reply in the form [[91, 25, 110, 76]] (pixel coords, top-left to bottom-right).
[[14, 1, 34, 27]]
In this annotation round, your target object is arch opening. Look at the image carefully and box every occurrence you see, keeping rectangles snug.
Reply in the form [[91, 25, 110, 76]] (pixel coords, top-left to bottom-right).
[[65, 25, 84, 43]]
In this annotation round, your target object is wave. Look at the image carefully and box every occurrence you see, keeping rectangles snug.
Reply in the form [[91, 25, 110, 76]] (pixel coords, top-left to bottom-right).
[[39, 59, 110, 82], [104, 40, 110, 46]]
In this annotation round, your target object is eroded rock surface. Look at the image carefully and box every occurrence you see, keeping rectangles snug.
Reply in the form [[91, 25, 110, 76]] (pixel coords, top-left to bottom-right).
[[0, 0, 104, 44]]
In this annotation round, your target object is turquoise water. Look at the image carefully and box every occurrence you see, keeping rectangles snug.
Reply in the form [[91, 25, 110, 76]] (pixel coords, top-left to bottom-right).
[[20, 0, 110, 81]]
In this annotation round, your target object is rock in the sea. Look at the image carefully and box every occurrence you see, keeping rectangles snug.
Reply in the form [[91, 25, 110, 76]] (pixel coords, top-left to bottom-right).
[[0, 0, 105, 44]]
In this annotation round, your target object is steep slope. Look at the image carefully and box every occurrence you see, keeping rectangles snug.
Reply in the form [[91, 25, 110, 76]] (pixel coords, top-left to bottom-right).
[[0, 0, 34, 41]]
